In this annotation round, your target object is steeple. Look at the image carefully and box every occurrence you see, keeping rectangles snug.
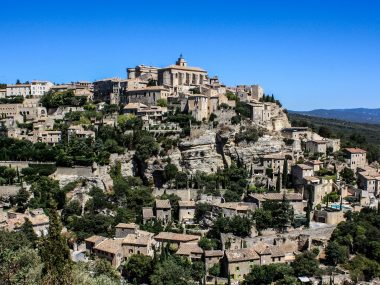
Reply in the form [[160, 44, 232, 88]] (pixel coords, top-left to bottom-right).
[[176, 54, 187, 67]]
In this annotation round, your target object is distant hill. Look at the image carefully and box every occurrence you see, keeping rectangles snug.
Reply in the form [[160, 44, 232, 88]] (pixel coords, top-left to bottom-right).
[[289, 108, 380, 124]]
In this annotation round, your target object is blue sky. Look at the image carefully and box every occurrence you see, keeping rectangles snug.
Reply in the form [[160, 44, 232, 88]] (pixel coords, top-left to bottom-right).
[[1, 0, 379, 110]]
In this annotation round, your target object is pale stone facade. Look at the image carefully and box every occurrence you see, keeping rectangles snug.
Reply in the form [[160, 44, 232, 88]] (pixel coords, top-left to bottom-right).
[[305, 140, 327, 156], [6, 81, 53, 98], [344, 148, 367, 170]]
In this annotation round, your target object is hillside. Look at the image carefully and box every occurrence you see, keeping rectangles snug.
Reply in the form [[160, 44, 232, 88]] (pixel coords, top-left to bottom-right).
[[290, 108, 380, 124], [288, 113, 380, 162]]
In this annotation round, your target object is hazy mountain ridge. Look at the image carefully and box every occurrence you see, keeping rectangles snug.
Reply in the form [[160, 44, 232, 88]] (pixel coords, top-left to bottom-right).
[[290, 108, 380, 124]]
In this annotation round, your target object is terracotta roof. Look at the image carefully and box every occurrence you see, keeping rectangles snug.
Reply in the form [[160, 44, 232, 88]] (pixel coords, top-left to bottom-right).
[[345, 147, 366, 154], [178, 201, 196, 207], [225, 248, 260, 262], [154, 232, 200, 243], [217, 202, 253, 211], [204, 250, 224, 257], [94, 238, 123, 254], [126, 86, 169, 91], [122, 231, 152, 246], [142, 207, 154, 219], [303, 176, 320, 182], [295, 164, 313, 170], [115, 222, 138, 229], [123, 102, 148, 109], [85, 235, 107, 244], [176, 243, 203, 256], [155, 199, 171, 209]]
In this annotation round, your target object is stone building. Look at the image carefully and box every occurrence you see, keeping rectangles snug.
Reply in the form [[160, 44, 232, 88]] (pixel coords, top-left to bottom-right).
[[93, 77, 124, 104], [158, 56, 208, 92], [115, 222, 139, 238], [154, 232, 200, 249], [155, 199, 171, 223], [236, 84, 264, 102], [122, 230, 155, 258], [6, 81, 53, 98], [178, 200, 196, 223], [314, 209, 345, 225], [305, 140, 327, 156], [205, 250, 224, 273], [357, 169, 380, 195], [292, 164, 315, 186], [123, 86, 170, 105], [343, 148, 367, 170], [92, 238, 124, 268], [127, 65, 159, 81]]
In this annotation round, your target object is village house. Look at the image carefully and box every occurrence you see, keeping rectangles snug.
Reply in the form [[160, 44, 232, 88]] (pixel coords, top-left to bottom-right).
[[142, 207, 155, 224], [343, 148, 367, 170], [223, 248, 260, 281], [175, 242, 203, 261], [92, 238, 124, 268], [6, 209, 49, 237], [178, 200, 196, 223], [93, 77, 124, 104], [122, 103, 166, 123], [155, 199, 171, 223], [6, 81, 53, 98], [123, 86, 170, 105], [67, 125, 95, 140], [205, 250, 224, 273], [236, 84, 264, 102], [154, 232, 200, 250], [216, 202, 256, 218], [314, 209, 345, 225], [85, 235, 108, 253], [357, 169, 380, 195], [305, 140, 327, 156], [246, 192, 304, 212], [115, 222, 139, 238], [305, 160, 324, 172], [122, 230, 155, 258], [261, 153, 288, 174], [292, 164, 315, 186]]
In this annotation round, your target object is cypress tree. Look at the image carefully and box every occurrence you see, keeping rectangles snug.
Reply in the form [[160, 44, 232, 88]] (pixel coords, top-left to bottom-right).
[[39, 203, 72, 285], [276, 168, 281, 192], [20, 217, 38, 245], [282, 159, 288, 188]]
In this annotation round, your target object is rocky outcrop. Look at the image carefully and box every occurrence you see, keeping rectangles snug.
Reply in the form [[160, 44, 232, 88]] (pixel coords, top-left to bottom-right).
[[179, 130, 224, 174], [109, 151, 136, 177], [226, 134, 286, 166]]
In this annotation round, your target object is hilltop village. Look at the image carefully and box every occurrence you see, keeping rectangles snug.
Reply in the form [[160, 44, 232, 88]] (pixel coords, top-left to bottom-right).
[[1, 56, 380, 285]]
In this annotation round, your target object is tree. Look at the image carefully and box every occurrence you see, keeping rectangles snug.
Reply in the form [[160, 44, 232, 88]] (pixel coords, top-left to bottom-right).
[[0, 247, 43, 285], [124, 254, 153, 284], [191, 261, 206, 284], [291, 251, 320, 277], [3, 167, 16, 184], [276, 168, 281, 192], [150, 255, 193, 285], [39, 205, 72, 284], [20, 218, 38, 245], [243, 263, 294, 285], [325, 240, 349, 265], [164, 163, 178, 183], [198, 236, 217, 250], [254, 208, 272, 235], [340, 167, 356, 184], [14, 188, 30, 212], [157, 99, 168, 107], [92, 259, 119, 282], [208, 263, 220, 277], [282, 159, 288, 188]]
